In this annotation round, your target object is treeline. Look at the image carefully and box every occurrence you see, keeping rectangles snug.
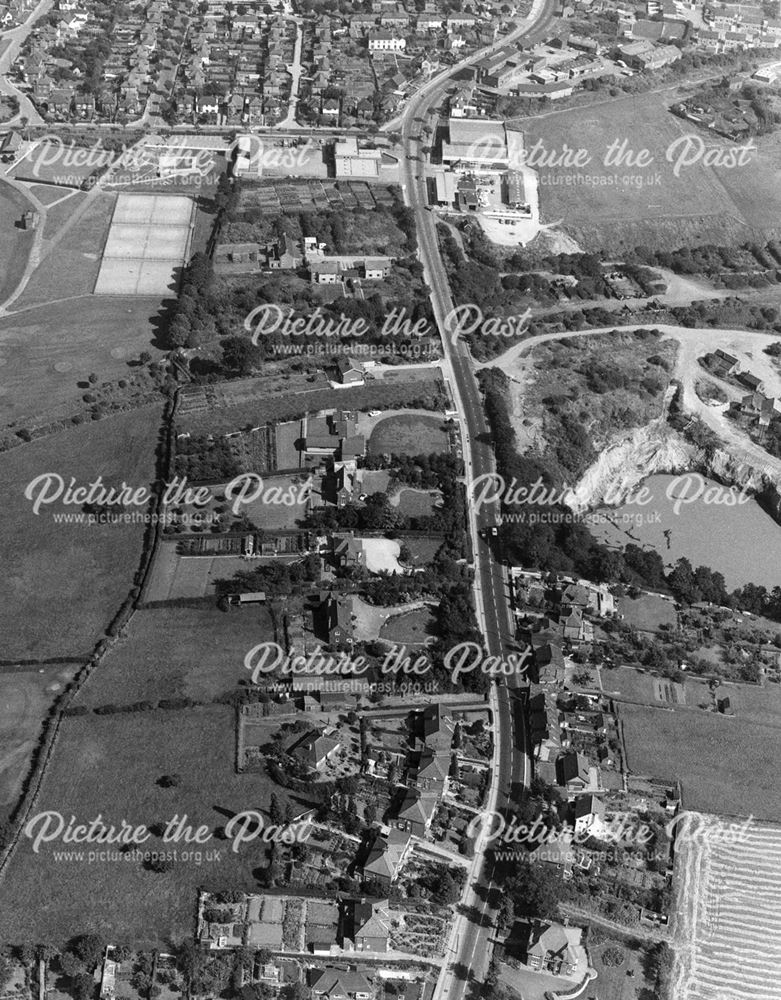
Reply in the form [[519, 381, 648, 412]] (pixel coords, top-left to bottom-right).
[[627, 241, 781, 282]]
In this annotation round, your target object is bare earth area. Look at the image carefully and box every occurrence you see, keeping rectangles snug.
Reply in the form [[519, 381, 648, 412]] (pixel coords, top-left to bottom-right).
[[672, 812, 781, 1000]]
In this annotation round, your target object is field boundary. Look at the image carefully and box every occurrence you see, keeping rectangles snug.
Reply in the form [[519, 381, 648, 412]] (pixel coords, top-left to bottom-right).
[[0, 397, 173, 882]]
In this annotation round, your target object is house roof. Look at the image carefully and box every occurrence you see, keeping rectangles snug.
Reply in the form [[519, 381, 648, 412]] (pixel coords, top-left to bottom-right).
[[574, 794, 605, 820], [353, 899, 391, 940], [557, 751, 590, 786], [398, 788, 438, 826], [528, 922, 578, 965], [363, 829, 410, 881], [311, 968, 373, 997], [529, 839, 573, 869], [337, 356, 363, 375]]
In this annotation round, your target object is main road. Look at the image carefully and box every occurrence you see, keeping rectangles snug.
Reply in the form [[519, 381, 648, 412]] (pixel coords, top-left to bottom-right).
[[397, 1, 557, 997]]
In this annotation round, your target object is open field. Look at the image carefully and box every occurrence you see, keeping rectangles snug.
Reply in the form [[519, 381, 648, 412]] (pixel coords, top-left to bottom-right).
[[16, 192, 115, 307], [0, 297, 166, 430], [368, 413, 451, 457], [619, 699, 781, 819], [0, 178, 35, 304], [74, 606, 275, 708], [0, 705, 296, 946], [0, 405, 162, 660], [672, 812, 781, 1000], [530, 90, 781, 252], [40, 189, 89, 241], [0, 666, 76, 820], [27, 185, 73, 207]]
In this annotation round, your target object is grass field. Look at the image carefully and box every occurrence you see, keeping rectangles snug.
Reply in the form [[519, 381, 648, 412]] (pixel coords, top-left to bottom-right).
[[393, 487, 440, 517], [368, 413, 451, 457], [0, 178, 35, 304], [0, 405, 162, 660], [17, 192, 116, 307], [619, 698, 781, 819], [10, 142, 98, 185], [40, 189, 88, 241], [0, 705, 296, 946], [529, 89, 781, 252], [0, 297, 166, 430], [379, 607, 435, 646], [27, 185, 74, 207], [0, 666, 76, 820], [73, 606, 276, 708], [616, 593, 678, 633]]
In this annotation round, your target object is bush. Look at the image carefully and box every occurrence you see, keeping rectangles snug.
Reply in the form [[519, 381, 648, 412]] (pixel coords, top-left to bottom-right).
[[601, 945, 625, 967]]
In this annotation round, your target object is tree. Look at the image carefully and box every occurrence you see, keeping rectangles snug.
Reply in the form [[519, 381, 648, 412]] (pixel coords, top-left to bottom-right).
[[222, 335, 262, 375], [70, 973, 96, 1000], [66, 936, 105, 972], [601, 945, 625, 967], [269, 793, 283, 825], [157, 773, 182, 788], [572, 668, 593, 686], [667, 558, 700, 605], [139, 351, 152, 364], [88, 373, 98, 384]]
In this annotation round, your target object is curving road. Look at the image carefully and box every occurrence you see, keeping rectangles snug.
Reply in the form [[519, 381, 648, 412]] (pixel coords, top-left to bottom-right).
[[396, 0, 558, 996]]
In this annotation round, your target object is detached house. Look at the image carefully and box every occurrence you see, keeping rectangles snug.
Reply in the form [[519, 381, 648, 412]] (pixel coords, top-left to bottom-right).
[[556, 750, 590, 793], [310, 968, 373, 1000], [573, 794, 607, 838], [361, 828, 411, 887], [526, 922, 579, 976], [290, 726, 342, 770], [342, 899, 391, 952]]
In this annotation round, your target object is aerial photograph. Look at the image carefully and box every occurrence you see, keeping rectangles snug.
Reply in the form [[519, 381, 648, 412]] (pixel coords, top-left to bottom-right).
[[1, 0, 781, 998]]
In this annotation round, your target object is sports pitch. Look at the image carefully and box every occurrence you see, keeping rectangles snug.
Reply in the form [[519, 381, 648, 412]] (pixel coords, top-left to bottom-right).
[[94, 194, 194, 296]]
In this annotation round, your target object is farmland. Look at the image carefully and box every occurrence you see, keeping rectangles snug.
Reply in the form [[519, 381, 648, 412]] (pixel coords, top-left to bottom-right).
[[0, 705, 296, 946], [0, 666, 76, 821], [73, 605, 276, 709], [619, 698, 781, 819], [672, 812, 781, 1000], [0, 405, 162, 660], [0, 297, 166, 431], [529, 90, 781, 253]]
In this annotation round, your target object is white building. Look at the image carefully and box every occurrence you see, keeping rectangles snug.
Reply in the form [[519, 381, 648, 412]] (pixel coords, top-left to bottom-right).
[[368, 30, 406, 51]]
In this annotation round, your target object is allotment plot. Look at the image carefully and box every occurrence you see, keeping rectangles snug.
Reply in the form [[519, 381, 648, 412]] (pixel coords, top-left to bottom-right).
[[94, 194, 194, 295]]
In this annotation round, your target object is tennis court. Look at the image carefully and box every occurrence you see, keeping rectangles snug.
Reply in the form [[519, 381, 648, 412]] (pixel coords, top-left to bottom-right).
[[94, 194, 194, 295]]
